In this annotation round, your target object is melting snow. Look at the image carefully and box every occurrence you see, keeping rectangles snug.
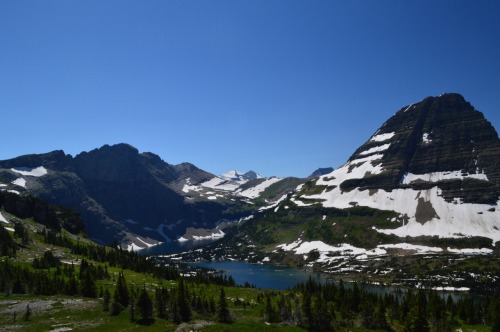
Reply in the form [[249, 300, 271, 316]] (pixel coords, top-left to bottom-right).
[[0, 212, 9, 224], [359, 143, 391, 156], [201, 177, 239, 191], [370, 132, 395, 142], [237, 177, 282, 199], [350, 153, 383, 165], [11, 166, 48, 177], [182, 178, 202, 193], [192, 230, 225, 240], [422, 133, 432, 144], [447, 247, 493, 255], [277, 239, 493, 265], [308, 164, 500, 242], [401, 170, 489, 184], [12, 178, 27, 188]]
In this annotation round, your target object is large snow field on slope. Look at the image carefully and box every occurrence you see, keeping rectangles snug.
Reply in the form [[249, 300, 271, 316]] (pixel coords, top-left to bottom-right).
[[301, 157, 500, 242], [11, 166, 48, 177], [237, 177, 282, 199], [401, 170, 489, 184]]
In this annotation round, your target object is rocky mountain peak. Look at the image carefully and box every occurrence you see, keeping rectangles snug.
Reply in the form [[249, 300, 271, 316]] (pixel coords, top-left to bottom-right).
[[220, 170, 261, 183], [296, 93, 500, 242], [341, 93, 500, 203]]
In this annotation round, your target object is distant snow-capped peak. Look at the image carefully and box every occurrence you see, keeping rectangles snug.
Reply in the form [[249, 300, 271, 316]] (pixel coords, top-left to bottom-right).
[[220, 170, 262, 183]]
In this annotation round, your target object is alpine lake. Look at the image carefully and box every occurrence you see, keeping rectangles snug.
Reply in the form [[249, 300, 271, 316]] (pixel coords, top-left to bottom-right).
[[142, 239, 478, 302]]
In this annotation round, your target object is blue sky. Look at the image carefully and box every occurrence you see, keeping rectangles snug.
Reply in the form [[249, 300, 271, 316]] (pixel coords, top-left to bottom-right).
[[1, 1, 499, 178]]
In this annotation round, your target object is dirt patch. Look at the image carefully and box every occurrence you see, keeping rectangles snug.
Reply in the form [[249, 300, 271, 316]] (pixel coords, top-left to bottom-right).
[[175, 320, 214, 331], [415, 198, 439, 224], [0, 298, 98, 315]]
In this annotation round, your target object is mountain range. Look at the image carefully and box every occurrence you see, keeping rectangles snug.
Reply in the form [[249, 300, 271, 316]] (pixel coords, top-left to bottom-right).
[[0, 144, 302, 249], [0, 93, 499, 254]]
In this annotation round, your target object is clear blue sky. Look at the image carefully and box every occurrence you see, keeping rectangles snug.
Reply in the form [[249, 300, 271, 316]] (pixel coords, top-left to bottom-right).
[[1, 1, 499, 178]]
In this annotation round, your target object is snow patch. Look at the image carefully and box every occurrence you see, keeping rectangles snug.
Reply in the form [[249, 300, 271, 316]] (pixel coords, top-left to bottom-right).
[[422, 133, 432, 144], [192, 229, 225, 241], [401, 170, 488, 184], [370, 132, 395, 142], [237, 177, 282, 199], [0, 212, 9, 224], [11, 166, 48, 177], [12, 178, 27, 188], [310, 165, 500, 243], [201, 177, 239, 191], [447, 247, 493, 255], [359, 143, 391, 156]]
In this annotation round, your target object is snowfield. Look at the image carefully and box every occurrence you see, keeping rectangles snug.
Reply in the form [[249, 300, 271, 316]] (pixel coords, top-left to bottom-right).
[[11, 166, 48, 177], [370, 132, 395, 142], [297, 142, 500, 243], [401, 170, 489, 184], [12, 178, 27, 188], [277, 239, 494, 265], [0, 212, 9, 224], [237, 177, 282, 199]]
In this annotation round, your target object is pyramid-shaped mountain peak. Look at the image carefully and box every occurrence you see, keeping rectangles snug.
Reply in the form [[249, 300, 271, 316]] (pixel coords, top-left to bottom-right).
[[342, 93, 500, 200], [297, 93, 500, 242]]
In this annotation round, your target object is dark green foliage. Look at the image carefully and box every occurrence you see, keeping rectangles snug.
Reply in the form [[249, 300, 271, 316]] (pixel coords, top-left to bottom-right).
[[32, 251, 61, 269], [0, 224, 16, 256], [13, 222, 30, 244], [217, 287, 231, 323], [103, 288, 110, 312], [0, 191, 85, 233], [136, 286, 154, 324], [114, 271, 129, 308], [176, 278, 191, 322], [80, 269, 97, 298]]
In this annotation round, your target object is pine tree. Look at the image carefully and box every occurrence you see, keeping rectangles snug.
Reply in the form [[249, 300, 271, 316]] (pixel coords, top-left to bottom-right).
[[114, 271, 129, 308], [217, 287, 231, 323], [373, 297, 389, 331], [102, 288, 110, 312], [136, 286, 154, 324], [154, 287, 167, 319], [265, 294, 275, 322], [80, 270, 97, 298], [176, 279, 191, 322], [302, 290, 313, 328], [492, 296, 500, 332]]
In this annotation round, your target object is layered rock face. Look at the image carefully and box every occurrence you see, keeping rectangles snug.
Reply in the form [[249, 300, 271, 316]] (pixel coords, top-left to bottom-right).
[[0, 144, 243, 246], [342, 93, 500, 204], [299, 93, 500, 242]]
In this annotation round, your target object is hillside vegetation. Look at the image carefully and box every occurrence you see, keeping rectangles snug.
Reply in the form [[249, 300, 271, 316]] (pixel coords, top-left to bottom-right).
[[1, 193, 499, 331]]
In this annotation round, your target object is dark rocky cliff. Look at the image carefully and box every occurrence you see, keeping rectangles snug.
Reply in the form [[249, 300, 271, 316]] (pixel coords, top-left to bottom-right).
[[341, 93, 500, 204]]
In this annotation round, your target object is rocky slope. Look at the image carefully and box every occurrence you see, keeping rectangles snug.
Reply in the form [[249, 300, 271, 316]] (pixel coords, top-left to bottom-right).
[[193, 94, 500, 274], [0, 144, 302, 248], [292, 93, 500, 242]]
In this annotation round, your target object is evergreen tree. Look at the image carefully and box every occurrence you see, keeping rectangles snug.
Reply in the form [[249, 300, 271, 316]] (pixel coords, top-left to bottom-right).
[[302, 290, 313, 328], [114, 271, 129, 308], [372, 297, 389, 331], [136, 286, 153, 324], [80, 270, 97, 298], [265, 294, 276, 322], [176, 279, 191, 322], [154, 287, 168, 319], [492, 296, 500, 332], [217, 287, 231, 323], [102, 288, 110, 312]]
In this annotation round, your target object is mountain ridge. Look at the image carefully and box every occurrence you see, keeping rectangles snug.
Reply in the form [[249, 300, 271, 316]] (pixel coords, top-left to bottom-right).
[[0, 93, 499, 251]]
